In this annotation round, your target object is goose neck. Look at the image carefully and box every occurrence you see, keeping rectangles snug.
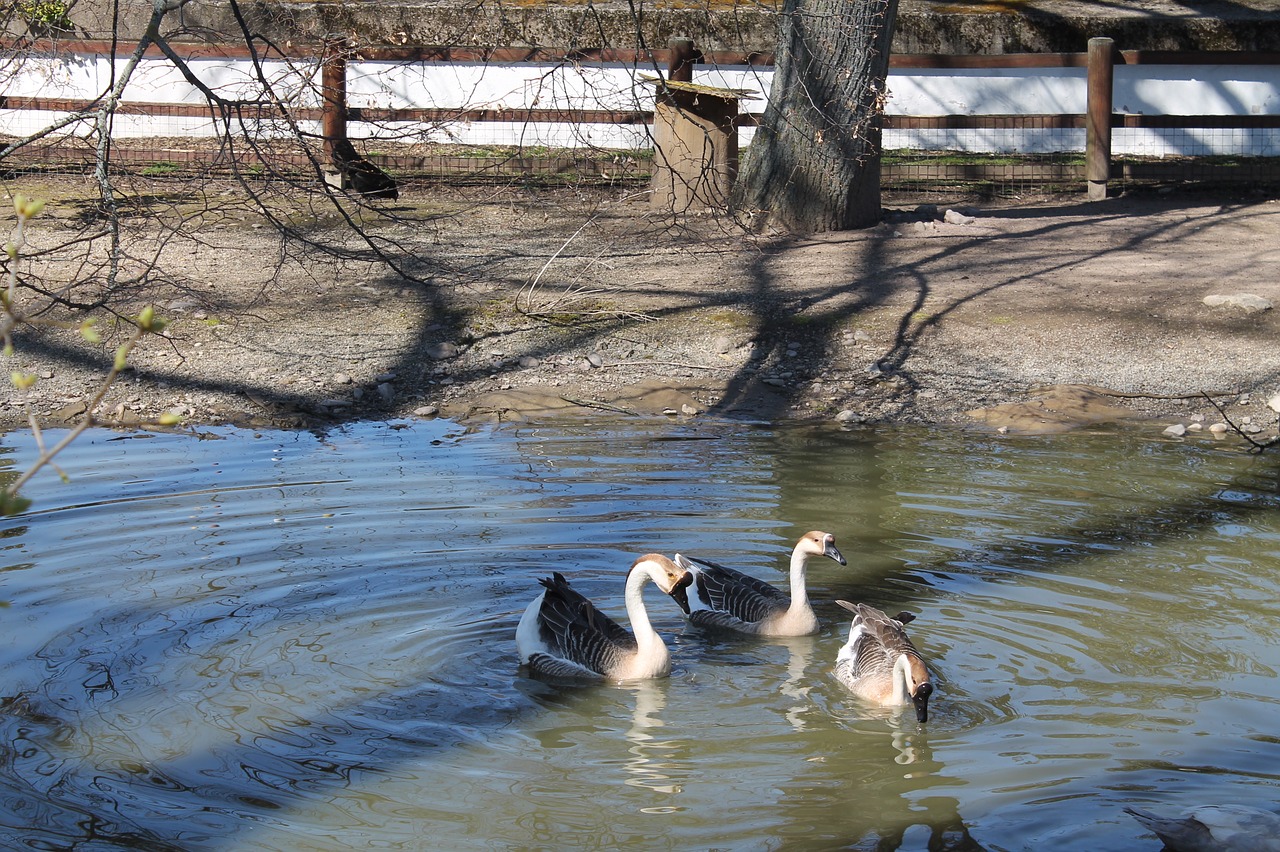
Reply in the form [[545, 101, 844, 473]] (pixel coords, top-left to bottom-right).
[[624, 564, 660, 650], [893, 654, 916, 701], [786, 547, 811, 607]]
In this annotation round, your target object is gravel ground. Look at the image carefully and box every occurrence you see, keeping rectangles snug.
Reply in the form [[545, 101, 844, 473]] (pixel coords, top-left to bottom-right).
[[5, 179, 1280, 446]]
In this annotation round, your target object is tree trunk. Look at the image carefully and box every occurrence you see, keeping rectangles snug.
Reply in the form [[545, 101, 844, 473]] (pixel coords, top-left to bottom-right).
[[733, 0, 900, 233]]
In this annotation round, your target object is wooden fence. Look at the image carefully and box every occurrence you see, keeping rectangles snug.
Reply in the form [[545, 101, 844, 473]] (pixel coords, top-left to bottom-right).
[[3, 37, 1280, 193]]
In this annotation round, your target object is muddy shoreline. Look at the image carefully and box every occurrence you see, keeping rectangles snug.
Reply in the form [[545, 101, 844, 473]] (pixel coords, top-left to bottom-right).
[[5, 182, 1280, 445]]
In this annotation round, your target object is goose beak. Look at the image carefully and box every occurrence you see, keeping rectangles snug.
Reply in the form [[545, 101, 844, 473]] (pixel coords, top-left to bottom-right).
[[825, 541, 847, 566], [912, 683, 933, 723], [669, 570, 693, 613]]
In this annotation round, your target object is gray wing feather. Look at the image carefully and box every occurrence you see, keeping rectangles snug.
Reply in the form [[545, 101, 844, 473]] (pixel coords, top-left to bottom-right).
[[685, 556, 789, 625], [525, 652, 606, 681], [687, 608, 757, 633], [1124, 807, 1216, 851], [847, 630, 894, 680], [841, 602, 922, 679], [535, 573, 635, 676]]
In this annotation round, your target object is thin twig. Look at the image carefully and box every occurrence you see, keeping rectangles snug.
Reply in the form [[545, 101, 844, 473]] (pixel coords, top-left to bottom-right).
[[559, 396, 635, 415], [611, 360, 733, 371], [1201, 392, 1278, 454]]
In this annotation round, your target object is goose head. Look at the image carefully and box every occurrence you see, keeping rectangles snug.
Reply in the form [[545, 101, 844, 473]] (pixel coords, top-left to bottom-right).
[[900, 655, 933, 723], [631, 553, 694, 595], [797, 530, 847, 566]]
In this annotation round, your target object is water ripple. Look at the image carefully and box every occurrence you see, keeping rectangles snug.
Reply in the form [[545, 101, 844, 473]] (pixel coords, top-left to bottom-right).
[[1, 422, 1279, 850]]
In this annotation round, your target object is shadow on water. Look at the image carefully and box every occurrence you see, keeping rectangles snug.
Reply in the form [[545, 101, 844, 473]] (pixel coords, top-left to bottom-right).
[[2, 420, 1278, 849]]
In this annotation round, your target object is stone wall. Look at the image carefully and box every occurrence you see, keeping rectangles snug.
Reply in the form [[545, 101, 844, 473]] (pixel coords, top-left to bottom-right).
[[64, 0, 1280, 55]]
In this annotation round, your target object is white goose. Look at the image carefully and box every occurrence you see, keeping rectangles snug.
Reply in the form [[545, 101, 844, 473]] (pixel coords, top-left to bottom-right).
[[1125, 804, 1280, 851], [670, 530, 846, 637], [516, 554, 692, 682], [833, 600, 934, 722]]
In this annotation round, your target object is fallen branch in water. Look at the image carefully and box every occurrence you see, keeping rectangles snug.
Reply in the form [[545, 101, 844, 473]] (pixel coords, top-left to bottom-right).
[[559, 396, 635, 415]]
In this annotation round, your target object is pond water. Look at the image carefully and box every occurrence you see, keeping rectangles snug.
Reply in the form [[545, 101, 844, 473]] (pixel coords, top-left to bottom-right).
[[1, 417, 1279, 851]]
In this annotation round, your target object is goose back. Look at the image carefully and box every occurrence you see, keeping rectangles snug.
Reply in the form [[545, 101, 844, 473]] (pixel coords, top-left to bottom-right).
[[522, 572, 634, 679], [679, 555, 790, 631]]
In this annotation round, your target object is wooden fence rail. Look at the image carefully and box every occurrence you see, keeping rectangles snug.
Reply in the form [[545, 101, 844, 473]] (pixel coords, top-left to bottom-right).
[[4, 37, 1280, 194]]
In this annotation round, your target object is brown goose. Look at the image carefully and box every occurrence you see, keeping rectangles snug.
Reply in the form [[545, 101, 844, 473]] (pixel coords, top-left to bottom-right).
[[516, 555, 691, 682], [833, 600, 934, 722], [669, 531, 846, 637]]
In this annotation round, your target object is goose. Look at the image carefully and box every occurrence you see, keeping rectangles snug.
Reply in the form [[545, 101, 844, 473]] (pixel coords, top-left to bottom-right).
[[833, 600, 934, 722], [1124, 804, 1280, 851], [516, 554, 692, 682], [670, 530, 846, 637]]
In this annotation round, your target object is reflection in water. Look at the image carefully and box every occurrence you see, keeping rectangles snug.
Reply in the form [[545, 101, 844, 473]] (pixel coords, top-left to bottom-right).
[[776, 635, 817, 732], [1, 421, 1279, 850], [622, 682, 683, 804]]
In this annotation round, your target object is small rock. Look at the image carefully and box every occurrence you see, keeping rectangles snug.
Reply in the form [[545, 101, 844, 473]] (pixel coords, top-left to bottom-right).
[[319, 398, 351, 410], [835, 409, 862, 423], [1187, 422, 1203, 432], [1209, 422, 1230, 434], [944, 209, 977, 225], [1163, 423, 1187, 437], [1203, 293, 1273, 312], [1244, 423, 1264, 434], [680, 403, 700, 416], [586, 352, 604, 368], [375, 371, 397, 383], [414, 405, 439, 417], [713, 336, 734, 355], [333, 372, 352, 385], [1269, 394, 1280, 414], [853, 330, 872, 344], [40, 370, 54, 379], [1239, 394, 1252, 405], [428, 342, 460, 360], [519, 356, 540, 369], [377, 383, 395, 403], [763, 377, 787, 387], [53, 401, 86, 421]]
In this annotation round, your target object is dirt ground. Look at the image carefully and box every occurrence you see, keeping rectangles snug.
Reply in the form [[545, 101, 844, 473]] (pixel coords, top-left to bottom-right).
[[5, 178, 1280, 444]]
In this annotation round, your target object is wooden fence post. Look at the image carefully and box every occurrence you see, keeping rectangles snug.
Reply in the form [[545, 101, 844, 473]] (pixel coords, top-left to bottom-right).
[[1086, 37, 1115, 201], [322, 35, 349, 166], [668, 37, 696, 84]]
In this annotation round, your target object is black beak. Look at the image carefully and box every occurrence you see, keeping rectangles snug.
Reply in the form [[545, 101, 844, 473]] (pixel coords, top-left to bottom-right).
[[669, 571, 693, 614], [913, 683, 933, 723], [826, 542, 847, 566]]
